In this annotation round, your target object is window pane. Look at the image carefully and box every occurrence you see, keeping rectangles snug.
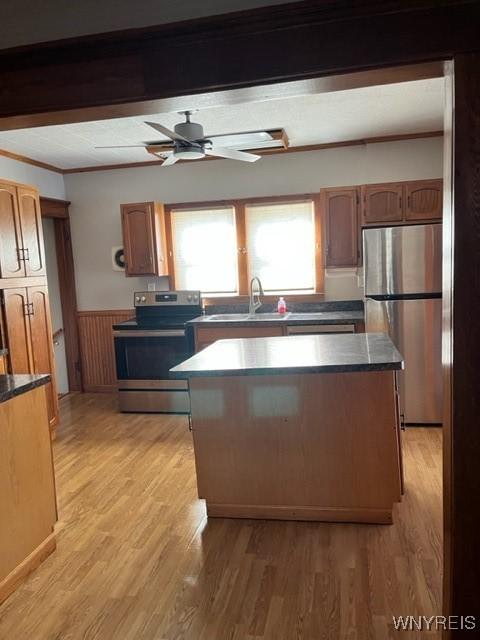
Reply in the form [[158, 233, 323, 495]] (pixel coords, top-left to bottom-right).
[[171, 207, 238, 294], [245, 200, 315, 292]]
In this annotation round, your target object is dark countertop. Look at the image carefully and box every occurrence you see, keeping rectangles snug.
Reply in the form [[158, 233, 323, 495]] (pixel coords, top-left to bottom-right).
[[170, 333, 403, 378], [0, 374, 51, 404], [188, 310, 364, 327], [0, 348, 8, 357]]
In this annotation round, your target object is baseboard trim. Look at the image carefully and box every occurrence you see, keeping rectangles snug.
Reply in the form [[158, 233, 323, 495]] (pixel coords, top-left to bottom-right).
[[206, 503, 393, 524], [83, 384, 117, 393], [0, 532, 56, 605]]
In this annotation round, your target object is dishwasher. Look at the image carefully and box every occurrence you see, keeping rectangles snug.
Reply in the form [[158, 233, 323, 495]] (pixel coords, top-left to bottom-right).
[[286, 324, 355, 336]]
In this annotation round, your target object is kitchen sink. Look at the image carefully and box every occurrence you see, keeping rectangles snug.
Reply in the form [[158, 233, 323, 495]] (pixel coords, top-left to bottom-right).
[[249, 313, 291, 320], [206, 313, 290, 321], [207, 314, 251, 321]]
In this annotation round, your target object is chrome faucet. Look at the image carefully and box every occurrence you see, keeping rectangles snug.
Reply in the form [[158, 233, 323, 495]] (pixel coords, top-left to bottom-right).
[[249, 276, 264, 316]]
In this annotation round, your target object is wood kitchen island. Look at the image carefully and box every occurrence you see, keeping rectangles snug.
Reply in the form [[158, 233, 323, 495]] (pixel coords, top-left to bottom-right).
[[171, 333, 404, 524]]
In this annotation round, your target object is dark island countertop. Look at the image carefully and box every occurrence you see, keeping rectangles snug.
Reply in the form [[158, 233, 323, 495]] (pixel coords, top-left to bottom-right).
[[187, 310, 364, 327], [170, 332, 403, 378], [0, 374, 51, 404]]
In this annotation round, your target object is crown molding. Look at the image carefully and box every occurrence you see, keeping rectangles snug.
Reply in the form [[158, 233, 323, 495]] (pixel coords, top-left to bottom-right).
[[0, 147, 64, 174], [62, 130, 443, 175]]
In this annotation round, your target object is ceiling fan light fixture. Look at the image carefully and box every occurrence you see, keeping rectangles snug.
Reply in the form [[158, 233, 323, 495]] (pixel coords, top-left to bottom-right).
[[174, 148, 205, 160]]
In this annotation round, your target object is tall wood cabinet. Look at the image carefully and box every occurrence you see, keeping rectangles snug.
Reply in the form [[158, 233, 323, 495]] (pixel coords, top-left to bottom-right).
[[0, 180, 58, 434], [121, 202, 169, 277]]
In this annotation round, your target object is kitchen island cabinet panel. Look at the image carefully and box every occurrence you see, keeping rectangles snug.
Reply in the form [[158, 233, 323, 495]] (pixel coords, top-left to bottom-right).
[[0, 380, 57, 604], [190, 370, 401, 523], [172, 333, 403, 524]]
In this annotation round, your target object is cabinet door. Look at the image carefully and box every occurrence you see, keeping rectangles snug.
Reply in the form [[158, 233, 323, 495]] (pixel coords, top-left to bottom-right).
[[27, 285, 59, 428], [405, 179, 443, 221], [0, 183, 25, 278], [121, 202, 157, 276], [323, 188, 359, 267], [17, 187, 46, 276], [2, 288, 32, 373], [362, 183, 404, 224]]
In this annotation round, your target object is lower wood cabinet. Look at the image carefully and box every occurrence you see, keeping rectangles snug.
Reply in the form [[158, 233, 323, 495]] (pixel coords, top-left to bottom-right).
[[2, 285, 59, 431]]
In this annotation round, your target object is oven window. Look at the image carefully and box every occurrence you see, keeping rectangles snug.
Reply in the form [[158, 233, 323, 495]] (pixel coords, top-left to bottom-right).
[[115, 336, 191, 380]]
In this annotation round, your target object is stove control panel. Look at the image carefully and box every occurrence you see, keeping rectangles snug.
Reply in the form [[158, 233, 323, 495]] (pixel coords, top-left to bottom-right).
[[134, 290, 201, 307]]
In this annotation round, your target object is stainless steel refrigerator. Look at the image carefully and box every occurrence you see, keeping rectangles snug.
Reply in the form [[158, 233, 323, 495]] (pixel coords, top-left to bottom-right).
[[363, 223, 442, 425]]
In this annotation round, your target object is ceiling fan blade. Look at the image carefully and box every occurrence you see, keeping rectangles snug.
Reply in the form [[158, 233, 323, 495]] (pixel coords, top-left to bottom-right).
[[94, 145, 147, 149], [205, 147, 261, 163], [145, 121, 190, 143], [161, 154, 179, 166]]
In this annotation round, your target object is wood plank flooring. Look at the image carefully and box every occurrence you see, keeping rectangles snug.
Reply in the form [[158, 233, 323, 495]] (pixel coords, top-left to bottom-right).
[[0, 394, 442, 639]]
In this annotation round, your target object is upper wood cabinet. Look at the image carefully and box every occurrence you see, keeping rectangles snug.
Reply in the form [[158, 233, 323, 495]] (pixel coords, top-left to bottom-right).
[[17, 187, 46, 276], [121, 202, 168, 277], [0, 183, 24, 278], [323, 188, 359, 267], [361, 179, 443, 226], [0, 181, 46, 279], [405, 179, 443, 221], [361, 183, 404, 224], [1, 285, 58, 429]]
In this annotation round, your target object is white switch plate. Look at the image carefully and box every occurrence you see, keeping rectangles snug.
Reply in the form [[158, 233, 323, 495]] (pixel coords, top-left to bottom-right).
[[147, 282, 156, 291]]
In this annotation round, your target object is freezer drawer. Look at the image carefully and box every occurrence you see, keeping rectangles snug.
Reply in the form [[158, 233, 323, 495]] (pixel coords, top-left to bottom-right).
[[363, 224, 442, 297], [366, 297, 442, 424]]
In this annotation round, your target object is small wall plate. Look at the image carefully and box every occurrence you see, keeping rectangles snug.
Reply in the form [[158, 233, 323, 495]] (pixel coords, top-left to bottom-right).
[[112, 246, 125, 271]]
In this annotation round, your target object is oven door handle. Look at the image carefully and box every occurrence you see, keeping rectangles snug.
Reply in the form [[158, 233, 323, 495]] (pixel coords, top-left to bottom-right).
[[113, 329, 186, 337]]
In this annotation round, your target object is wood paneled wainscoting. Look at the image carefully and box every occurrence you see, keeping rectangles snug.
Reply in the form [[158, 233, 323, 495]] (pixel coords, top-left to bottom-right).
[[77, 310, 133, 392]]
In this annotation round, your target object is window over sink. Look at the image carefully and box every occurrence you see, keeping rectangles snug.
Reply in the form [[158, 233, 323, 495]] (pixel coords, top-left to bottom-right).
[[245, 200, 316, 293], [170, 205, 238, 295], [165, 193, 323, 297]]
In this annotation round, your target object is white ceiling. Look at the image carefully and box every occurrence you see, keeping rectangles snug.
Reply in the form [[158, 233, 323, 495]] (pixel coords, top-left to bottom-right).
[[0, 78, 444, 170]]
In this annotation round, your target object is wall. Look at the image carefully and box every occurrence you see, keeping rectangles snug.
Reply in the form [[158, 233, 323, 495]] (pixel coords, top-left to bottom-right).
[[1, 0, 293, 50], [0, 156, 66, 199], [43, 219, 69, 394], [65, 136, 444, 310]]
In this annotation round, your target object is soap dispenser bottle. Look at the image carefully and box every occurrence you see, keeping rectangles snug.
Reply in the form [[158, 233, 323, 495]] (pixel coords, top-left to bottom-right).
[[277, 297, 287, 314]]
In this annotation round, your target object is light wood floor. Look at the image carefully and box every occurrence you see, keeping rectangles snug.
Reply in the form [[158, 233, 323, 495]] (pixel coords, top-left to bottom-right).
[[0, 394, 442, 640]]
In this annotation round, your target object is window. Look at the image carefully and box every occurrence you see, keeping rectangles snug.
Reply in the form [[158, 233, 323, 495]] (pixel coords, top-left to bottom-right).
[[245, 200, 316, 293], [170, 206, 238, 294]]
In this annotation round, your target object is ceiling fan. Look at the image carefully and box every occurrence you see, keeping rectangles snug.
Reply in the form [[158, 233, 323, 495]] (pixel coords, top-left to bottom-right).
[[96, 111, 262, 166]]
